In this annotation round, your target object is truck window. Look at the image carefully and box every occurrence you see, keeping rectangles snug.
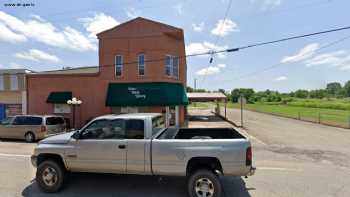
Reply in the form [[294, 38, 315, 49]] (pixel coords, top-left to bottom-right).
[[152, 116, 165, 136], [80, 119, 126, 139], [126, 119, 144, 139]]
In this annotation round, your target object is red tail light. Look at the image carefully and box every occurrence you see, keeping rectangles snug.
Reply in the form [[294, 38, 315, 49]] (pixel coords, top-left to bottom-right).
[[41, 126, 46, 132], [246, 147, 252, 166]]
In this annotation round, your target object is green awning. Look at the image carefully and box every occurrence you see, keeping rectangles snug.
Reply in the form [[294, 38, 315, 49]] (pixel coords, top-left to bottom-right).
[[106, 82, 188, 106], [46, 92, 72, 104]]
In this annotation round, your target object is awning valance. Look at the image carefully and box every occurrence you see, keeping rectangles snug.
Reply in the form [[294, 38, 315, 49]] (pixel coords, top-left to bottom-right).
[[46, 92, 72, 104], [106, 82, 188, 106]]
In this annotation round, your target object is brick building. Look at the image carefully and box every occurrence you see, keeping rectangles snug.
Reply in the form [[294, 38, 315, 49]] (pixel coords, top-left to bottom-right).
[[27, 17, 188, 128]]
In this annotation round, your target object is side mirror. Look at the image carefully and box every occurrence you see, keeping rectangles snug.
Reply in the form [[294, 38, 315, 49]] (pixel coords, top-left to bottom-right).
[[71, 131, 80, 139]]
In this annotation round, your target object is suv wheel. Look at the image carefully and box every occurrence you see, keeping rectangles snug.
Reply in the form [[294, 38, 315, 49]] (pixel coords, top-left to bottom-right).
[[188, 169, 222, 197], [24, 132, 35, 143], [36, 160, 65, 193]]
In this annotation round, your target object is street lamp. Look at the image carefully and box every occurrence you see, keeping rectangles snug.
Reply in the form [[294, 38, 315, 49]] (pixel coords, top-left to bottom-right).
[[67, 97, 82, 129]]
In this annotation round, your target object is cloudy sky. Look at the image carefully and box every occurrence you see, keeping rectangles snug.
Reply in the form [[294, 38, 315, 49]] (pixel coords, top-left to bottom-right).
[[0, 0, 349, 92]]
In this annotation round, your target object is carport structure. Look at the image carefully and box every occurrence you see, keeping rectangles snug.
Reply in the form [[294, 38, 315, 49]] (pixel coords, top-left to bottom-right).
[[187, 92, 228, 118]]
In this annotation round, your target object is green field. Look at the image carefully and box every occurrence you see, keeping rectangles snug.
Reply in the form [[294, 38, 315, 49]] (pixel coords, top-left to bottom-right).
[[227, 102, 350, 128]]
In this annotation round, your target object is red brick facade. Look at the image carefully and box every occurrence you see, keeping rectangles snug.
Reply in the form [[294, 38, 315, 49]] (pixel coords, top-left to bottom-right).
[[27, 17, 187, 128]]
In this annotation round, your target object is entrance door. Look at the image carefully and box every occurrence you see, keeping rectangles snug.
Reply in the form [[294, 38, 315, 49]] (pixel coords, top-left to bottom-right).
[[67, 119, 127, 173], [0, 104, 5, 121]]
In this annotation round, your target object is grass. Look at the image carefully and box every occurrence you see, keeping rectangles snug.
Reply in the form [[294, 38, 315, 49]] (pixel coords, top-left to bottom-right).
[[227, 102, 350, 128]]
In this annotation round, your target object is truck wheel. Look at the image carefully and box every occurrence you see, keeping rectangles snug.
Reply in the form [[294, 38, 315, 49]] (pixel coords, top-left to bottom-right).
[[24, 132, 35, 143], [36, 160, 65, 193], [188, 169, 222, 197]]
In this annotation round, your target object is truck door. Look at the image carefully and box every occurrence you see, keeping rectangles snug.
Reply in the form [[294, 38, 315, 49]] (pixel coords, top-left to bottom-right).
[[125, 119, 146, 174], [68, 119, 127, 173]]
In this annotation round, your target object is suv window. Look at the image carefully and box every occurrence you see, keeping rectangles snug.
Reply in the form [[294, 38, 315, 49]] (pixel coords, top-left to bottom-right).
[[80, 119, 125, 139], [1, 117, 14, 125], [126, 119, 144, 139], [13, 116, 42, 125], [46, 117, 64, 125]]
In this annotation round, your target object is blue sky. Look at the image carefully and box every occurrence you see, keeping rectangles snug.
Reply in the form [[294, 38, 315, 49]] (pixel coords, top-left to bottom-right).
[[0, 0, 350, 92]]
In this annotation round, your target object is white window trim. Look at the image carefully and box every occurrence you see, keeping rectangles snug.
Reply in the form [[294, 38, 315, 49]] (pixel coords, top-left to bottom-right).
[[138, 53, 145, 76], [115, 55, 123, 77], [172, 56, 179, 80], [165, 54, 173, 76], [10, 75, 18, 91], [0, 75, 4, 91]]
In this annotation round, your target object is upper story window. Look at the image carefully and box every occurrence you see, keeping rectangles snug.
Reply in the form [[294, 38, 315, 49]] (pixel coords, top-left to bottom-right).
[[172, 56, 179, 80], [10, 75, 18, 91], [165, 55, 179, 80], [0, 75, 4, 91], [165, 55, 172, 76], [138, 53, 145, 76], [115, 55, 123, 77]]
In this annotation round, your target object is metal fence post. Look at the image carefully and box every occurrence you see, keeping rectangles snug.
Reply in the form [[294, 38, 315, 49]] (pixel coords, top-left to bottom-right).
[[348, 115, 350, 129], [318, 112, 321, 124]]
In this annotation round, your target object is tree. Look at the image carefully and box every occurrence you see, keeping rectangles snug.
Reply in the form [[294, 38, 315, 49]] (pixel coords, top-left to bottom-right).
[[294, 89, 309, 98], [326, 82, 342, 95], [230, 88, 255, 103], [309, 89, 326, 99], [344, 80, 350, 97]]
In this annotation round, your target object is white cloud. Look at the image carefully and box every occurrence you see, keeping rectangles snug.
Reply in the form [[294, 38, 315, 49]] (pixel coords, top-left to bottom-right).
[[251, 0, 282, 9], [15, 49, 60, 63], [174, 3, 184, 15], [0, 11, 96, 51], [192, 22, 204, 32], [125, 8, 140, 19], [217, 63, 226, 68], [0, 23, 27, 43], [275, 76, 288, 81], [9, 62, 24, 69], [305, 50, 350, 71], [281, 43, 320, 63], [186, 41, 228, 58], [196, 64, 227, 76], [80, 13, 120, 39], [211, 19, 239, 37]]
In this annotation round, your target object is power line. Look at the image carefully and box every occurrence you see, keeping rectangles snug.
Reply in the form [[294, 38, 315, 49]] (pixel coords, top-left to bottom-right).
[[228, 34, 350, 81], [97, 25, 350, 68]]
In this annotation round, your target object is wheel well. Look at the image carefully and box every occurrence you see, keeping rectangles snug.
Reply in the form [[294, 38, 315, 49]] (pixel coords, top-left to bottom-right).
[[37, 154, 66, 169], [186, 157, 223, 176], [25, 131, 34, 136]]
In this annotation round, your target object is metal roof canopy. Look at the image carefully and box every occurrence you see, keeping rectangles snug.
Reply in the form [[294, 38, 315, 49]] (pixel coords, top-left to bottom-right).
[[187, 92, 227, 102]]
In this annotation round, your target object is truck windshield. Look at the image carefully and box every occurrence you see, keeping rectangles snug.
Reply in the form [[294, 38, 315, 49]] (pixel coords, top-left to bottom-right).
[[152, 115, 165, 136], [1, 117, 14, 125]]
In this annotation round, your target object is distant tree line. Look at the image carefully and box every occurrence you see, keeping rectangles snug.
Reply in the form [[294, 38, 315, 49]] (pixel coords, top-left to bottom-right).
[[228, 81, 350, 103]]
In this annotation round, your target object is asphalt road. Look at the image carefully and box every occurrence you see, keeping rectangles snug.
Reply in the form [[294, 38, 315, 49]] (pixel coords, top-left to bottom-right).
[[0, 108, 349, 196]]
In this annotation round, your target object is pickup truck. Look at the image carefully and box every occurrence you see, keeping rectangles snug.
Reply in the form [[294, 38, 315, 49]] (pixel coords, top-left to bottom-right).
[[31, 113, 255, 197]]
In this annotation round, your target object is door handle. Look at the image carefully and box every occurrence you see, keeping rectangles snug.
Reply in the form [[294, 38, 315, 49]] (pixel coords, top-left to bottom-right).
[[118, 144, 126, 149]]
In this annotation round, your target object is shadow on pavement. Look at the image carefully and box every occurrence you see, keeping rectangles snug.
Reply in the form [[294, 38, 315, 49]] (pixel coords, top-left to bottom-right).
[[22, 173, 251, 197]]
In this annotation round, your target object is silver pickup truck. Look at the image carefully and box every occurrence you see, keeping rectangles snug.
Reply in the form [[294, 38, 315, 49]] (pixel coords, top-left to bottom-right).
[[31, 113, 255, 197]]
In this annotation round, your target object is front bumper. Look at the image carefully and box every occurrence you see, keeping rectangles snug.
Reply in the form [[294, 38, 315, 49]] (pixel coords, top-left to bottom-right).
[[247, 166, 256, 176], [31, 155, 37, 167]]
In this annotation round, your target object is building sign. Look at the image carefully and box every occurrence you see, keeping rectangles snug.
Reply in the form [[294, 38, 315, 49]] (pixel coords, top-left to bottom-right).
[[54, 104, 71, 114], [128, 87, 146, 99]]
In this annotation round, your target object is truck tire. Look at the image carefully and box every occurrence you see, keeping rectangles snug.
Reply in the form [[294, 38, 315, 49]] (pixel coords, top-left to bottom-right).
[[24, 132, 35, 143], [36, 160, 66, 193], [188, 169, 222, 197]]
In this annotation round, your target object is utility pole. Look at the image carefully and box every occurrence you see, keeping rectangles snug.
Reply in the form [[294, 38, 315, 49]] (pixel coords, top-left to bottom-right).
[[194, 78, 197, 90]]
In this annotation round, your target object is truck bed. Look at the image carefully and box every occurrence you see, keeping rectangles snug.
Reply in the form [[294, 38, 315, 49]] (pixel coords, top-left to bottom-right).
[[157, 127, 246, 139]]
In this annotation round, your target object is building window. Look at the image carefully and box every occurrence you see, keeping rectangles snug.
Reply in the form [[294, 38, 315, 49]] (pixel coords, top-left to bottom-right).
[[54, 104, 71, 114], [10, 75, 18, 90], [0, 75, 3, 91], [115, 55, 123, 77], [165, 55, 172, 76], [138, 53, 145, 76], [172, 56, 179, 80]]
